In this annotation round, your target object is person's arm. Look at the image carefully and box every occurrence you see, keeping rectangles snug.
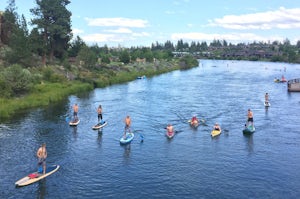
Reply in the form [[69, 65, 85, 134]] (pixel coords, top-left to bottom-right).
[[37, 148, 41, 158], [45, 149, 47, 159]]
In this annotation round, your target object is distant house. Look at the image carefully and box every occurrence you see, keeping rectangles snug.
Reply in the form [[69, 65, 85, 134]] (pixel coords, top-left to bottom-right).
[[172, 51, 190, 57]]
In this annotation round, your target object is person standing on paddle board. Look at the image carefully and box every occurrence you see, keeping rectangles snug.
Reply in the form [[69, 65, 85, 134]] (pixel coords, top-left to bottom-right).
[[73, 103, 79, 121], [124, 115, 131, 138], [37, 143, 47, 175], [265, 93, 269, 105], [97, 105, 103, 123], [247, 109, 254, 125]]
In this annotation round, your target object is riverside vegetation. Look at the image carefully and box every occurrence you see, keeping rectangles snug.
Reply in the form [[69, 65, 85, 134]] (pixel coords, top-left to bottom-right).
[[0, 55, 198, 121], [1, 0, 300, 121]]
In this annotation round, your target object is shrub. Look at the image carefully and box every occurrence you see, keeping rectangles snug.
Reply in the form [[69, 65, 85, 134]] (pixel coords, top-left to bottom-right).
[[3, 64, 32, 96]]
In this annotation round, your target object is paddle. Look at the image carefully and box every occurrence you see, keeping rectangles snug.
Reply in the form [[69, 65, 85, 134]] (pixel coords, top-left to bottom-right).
[[132, 130, 144, 143], [65, 115, 71, 123], [65, 113, 72, 123]]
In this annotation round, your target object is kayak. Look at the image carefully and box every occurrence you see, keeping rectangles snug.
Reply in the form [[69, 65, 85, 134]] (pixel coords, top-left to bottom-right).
[[243, 124, 255, 134], [120, 132, 134, 144], [274, 78, 287, 83], [211, 129, 222, 137], [92, 121, 107, 130], [188, 120, 199, 128], [136, 75, 146, 79], [166, 131, 175, 139], [69, 119, 80, 126], [264, 101, 271, 107], [15, 165, 60, 187]]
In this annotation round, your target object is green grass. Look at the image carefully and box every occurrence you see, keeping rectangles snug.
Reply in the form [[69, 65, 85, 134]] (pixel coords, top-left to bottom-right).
[[0, 82, 92, 121], [95, 60, 180, 88]]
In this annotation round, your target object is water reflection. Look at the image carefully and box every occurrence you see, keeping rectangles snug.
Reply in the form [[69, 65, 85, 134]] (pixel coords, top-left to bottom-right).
[[36, 179, 47, 199], [211, 134, 221, 141], [243, 134, 254, 155], [72, 126, 77, 139], [122, 144, 131, 164], [97, 131, 103, 146], [265, 107, 269, 115]]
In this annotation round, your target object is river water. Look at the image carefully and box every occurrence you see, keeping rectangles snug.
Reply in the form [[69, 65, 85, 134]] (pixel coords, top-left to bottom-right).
[[1, 59, 300, 199]]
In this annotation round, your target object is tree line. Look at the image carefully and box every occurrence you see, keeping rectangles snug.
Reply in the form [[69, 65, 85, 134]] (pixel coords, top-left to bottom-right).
[[1, 0, 300, 67]]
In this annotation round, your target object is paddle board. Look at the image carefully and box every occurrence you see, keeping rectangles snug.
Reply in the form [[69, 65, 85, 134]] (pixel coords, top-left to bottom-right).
[[166, 131, 175, 139], [211, 129, 222, 137], [15, 165, 60, 187], [69, 119, 80, 126], [92, 121, 107, 130], [243, 125, 255, 134], [264, 101, 271, 107], [120, 132, 134, 144]]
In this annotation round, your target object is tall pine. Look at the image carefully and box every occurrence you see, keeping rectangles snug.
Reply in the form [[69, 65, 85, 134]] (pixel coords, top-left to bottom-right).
[[30, 0, 72, 65]]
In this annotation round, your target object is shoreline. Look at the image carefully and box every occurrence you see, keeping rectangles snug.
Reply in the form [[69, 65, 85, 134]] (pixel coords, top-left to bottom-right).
[[0, 59, 195, 122]]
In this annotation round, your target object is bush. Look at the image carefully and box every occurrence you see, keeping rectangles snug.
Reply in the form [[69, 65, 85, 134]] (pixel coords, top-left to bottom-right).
[[3, 64, 32, 96], [0, 74, 13, 98], [179, 55, 199, 69]]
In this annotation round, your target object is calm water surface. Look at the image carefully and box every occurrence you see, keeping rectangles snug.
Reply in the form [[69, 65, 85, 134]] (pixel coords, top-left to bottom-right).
[[1, 60, 300, 199]]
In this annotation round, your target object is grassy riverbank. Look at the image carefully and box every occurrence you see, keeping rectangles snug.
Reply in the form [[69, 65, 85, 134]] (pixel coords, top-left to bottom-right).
[[0, 58, 196, 122], [0, 82, 92, 120]]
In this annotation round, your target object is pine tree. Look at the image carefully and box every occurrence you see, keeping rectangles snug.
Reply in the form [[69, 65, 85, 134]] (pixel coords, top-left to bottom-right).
[[30, 0, 72, 65]]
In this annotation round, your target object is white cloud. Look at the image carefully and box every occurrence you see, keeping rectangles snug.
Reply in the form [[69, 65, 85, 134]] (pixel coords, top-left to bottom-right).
[[81, 31, 151, 44], [165, 10, 176, 15], [82, 34, 116, 42], [173, 0, 189, 6], [209, 7, 300, 30], [72, 28, 84, 34], [132, 32, 151, 37], [85, 17, 148, 28], [104, 28, 133, 34], [165, 10, 185, 15]]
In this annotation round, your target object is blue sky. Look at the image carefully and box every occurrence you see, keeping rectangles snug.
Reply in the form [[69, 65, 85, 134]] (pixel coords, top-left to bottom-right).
[[1, 0, 300, 47]]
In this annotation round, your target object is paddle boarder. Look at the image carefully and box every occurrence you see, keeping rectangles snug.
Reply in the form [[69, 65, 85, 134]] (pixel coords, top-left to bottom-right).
[[265, 93, 269, 105], [123, 115, 131, 138], [247, 109, 254, 125], [36, 143, 47, 175], [97, 105, 103, 123], [73, 103, 79, 121]]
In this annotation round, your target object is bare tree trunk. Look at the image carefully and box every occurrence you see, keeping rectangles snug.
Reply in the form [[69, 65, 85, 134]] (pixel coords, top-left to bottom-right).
[[49, 48, 54, 62], [42, 30, 47, 66], [42, 54, 46, 65]]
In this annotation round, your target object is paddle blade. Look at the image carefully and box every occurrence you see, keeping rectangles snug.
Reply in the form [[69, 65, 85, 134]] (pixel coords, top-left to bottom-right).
[[140, 134, 144, 142], [65, 116, 71, 123]]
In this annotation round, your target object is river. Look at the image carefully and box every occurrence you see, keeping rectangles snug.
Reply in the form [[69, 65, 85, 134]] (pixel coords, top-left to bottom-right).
[[1, 59, 300, 199]]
